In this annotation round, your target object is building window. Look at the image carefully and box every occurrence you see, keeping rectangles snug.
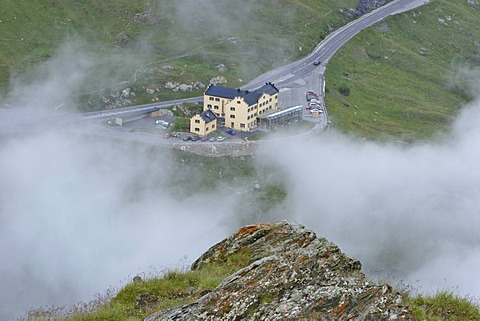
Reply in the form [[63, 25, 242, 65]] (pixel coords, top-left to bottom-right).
[[215, 98, 220, 101], [207, 104, 212, 109], [209, 97, 214, 101], [240, 123, 245, 128], [230, 114, 235, 119], [206, 127, 209, 131], [195, 128, 200, 132], [237, 101, 241, 104], [230, 107, 235, 111], [269, 98, 272, 102], [212, 124, 215, 128], [195, 119, 200, 124], [214, 106, 219, 109]]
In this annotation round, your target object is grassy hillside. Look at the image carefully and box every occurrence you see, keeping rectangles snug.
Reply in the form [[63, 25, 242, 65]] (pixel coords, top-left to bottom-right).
[[0, 0, 359, 110], [325, 0, 480, 141]]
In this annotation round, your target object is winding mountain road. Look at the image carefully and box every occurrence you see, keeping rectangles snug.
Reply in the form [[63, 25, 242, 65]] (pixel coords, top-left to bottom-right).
[[0, 0, 429, 135], [82, 0, 428, 124]]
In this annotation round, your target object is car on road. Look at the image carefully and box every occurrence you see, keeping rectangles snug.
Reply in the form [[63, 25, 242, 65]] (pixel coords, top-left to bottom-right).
[[226, 128, 236, 135], [306, 91, 319, 101], [216, 136, 225, 142], [313, 60, 322, 66]]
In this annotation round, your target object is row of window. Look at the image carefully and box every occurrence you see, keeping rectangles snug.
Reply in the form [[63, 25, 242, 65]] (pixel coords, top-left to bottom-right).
[[193, 123, 216, 132], [208, 97, 220, 102], [207, 104, 220, 110]]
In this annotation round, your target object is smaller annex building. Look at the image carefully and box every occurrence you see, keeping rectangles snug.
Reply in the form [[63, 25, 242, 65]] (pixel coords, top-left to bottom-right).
[[190, 82, 279, 135], [190, 109, 217, 136]]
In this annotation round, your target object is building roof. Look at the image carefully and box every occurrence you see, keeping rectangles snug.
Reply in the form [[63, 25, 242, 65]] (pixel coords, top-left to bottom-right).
[[200, 109, 217, 124], [204, 82, 278, 106]]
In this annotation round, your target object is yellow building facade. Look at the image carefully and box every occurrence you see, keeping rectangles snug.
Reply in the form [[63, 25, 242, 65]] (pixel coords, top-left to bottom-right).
[[189, 109, 217, 136], [202, 83, 279, 132]]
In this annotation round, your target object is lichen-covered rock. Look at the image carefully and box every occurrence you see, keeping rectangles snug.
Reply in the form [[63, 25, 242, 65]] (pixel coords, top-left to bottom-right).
[[145, 221, 413, 321]]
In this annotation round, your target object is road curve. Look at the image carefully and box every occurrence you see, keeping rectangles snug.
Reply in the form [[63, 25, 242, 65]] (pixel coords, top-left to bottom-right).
[[246, 0, 427, 91]]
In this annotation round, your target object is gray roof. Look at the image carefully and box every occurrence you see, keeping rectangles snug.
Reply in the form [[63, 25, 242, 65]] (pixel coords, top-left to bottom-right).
[[204, 82, 278, 106], [200, 109, 217, 124]]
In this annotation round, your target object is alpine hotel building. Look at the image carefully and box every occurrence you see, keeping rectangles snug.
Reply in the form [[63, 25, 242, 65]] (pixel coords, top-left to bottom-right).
[[190, 82, 279, 135]]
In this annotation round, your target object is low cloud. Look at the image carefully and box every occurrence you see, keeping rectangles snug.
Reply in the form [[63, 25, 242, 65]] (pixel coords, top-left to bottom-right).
[[257, 89, 480, 297], [0, 130, 243, 320]]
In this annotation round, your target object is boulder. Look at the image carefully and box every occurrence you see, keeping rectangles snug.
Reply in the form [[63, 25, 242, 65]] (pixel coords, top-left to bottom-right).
[[145, 221, 412, 321], [209, 76, 228, 85]]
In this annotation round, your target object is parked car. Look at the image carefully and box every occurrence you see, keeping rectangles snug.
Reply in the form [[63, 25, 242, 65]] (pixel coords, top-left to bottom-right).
[[201, 136, 209, 141], [191, 135, 199, 142], [163, 132, 172, 139], [226, 128, 236, 135], [182, 136, 192, 141], [306, 91, 319, 101], [307, 102, 318, 110], [155, 120, 170, 129], [209, 137, 216, 142], [216, 136, 225, 142]]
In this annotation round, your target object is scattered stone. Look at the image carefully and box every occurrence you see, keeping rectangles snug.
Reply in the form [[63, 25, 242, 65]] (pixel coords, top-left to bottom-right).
[[160, 65, 174, 72], [215, 64, 228, 73], [131, 10, 162, 25], [177, 84, 193, 92], [116, 33, 132, 47], [342, 0, 390, 19], [146, 88, 156, 95], [164, 81, 180, 90], [374, 21, 390, 32], [164, 81, 205, 92], [209, 76, 227, 85], [438, 18, 447, 25]]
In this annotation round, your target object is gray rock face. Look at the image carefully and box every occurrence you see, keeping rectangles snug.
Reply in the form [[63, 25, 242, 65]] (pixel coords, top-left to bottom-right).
[[342, 0, 392, 19], [145, 221, 413, 321]]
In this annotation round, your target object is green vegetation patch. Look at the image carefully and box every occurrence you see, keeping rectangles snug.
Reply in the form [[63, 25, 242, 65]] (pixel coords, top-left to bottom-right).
[[405, 291, 480, 321], [64, 251, 252, 321], [325, 0, 480, 141]]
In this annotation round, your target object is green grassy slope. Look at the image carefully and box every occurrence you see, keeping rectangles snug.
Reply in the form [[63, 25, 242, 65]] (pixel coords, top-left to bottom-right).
[[325, 0, 480, 141], [0, 0, 359, 109]]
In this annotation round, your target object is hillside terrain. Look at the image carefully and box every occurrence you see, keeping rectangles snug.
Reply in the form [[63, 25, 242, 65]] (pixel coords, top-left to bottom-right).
[[0, 0, 360, 110], [325, 0, 480, 141]]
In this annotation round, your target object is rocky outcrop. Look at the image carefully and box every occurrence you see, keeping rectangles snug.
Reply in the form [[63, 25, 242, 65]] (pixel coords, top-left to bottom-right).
[[342, 0, 393, 19], [145, 221, 412, 321]]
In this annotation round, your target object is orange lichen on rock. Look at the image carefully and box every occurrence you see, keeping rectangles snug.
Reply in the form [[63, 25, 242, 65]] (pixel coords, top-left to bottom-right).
[[332, 300, 349, 317], [233, 223, 271, 238]]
